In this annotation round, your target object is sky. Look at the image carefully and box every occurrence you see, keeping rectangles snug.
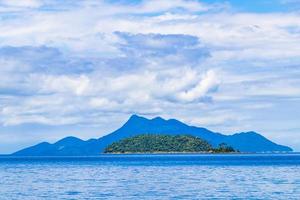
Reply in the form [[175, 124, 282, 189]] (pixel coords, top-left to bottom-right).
[[0, 0, 300, 153]]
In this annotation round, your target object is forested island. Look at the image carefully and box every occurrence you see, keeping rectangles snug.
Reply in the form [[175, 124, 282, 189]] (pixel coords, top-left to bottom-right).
[[104, 134, 237, 154]]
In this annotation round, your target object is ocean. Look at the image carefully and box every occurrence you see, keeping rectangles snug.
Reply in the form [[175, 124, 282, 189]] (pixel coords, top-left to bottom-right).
[[0, 154, 300, 199]]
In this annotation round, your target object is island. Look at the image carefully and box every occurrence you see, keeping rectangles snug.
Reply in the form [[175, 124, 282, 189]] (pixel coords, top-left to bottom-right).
[[104, 134, 237, 154]]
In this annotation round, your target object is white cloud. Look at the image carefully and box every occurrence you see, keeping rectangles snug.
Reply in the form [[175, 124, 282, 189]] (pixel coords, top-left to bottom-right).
[[176, 70, 220, 102], [37, 75, 91, 96], [0, 66, 220, 127], [0, 0, 42, 8], [137, 0, 209, 13]]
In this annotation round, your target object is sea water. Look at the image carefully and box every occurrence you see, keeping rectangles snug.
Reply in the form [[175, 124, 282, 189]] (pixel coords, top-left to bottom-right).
[[0, 154, 300, 199]]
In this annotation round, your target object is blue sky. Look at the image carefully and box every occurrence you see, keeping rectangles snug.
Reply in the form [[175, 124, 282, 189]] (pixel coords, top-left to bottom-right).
[[203, 0, 300, 12], [0, 0, 300, 153]]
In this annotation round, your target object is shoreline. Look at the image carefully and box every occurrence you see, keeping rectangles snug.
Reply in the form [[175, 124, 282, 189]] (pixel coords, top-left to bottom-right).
[[0, 152, 299, 157], [104, 151, 240, 154]]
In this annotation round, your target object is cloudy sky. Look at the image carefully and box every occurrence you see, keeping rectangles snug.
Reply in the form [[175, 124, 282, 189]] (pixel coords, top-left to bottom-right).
[[0, 0, 300, 153]]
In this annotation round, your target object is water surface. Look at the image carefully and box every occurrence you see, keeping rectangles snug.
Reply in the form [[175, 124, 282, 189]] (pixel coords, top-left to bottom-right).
[[0, 154, 299, 199]]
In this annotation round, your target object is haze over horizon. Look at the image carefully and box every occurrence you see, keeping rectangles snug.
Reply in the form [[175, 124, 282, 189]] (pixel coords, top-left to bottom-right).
[[0, 0, 300, 153]]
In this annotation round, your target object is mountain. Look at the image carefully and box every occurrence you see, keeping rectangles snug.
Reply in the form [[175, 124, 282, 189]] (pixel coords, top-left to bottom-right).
[[12, 115, 292, 156]]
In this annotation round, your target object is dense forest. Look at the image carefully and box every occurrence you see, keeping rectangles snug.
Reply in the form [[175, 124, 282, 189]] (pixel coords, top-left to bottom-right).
[[104, 134, 237, 153]]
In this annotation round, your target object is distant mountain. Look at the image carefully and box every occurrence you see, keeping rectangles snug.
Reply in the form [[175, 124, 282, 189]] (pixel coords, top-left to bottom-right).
[[13, 115, 292, 156]]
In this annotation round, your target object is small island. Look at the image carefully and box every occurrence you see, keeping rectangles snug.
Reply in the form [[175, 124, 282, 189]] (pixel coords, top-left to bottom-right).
[[104, 134, 237, 154]]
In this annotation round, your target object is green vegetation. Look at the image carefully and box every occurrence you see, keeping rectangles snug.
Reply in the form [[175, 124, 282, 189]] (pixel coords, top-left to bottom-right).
[[214, 143, 237, 153], [104, 134, 237, 153]]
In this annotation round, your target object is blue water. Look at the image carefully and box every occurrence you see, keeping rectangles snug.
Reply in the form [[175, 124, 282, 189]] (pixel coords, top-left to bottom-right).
[[0, 154, 300, 199]]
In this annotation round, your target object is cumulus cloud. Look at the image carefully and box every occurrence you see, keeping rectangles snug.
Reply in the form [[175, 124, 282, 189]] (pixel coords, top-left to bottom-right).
[[176, 70, 220, 102], [0, 65, 219, 127]]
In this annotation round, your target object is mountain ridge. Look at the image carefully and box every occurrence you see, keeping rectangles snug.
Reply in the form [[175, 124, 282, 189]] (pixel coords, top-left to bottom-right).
[[12, 115, 292, 156]]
